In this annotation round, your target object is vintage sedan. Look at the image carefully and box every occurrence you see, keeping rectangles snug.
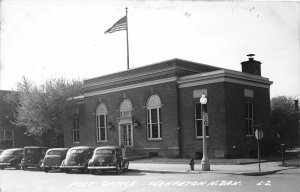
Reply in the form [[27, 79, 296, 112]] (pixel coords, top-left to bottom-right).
[[21, 146, 48, 170], [87, 146, 129, 174], [0, 148, 24, 170], [60, 146, 94, 173], [41, 148, 69, 173]]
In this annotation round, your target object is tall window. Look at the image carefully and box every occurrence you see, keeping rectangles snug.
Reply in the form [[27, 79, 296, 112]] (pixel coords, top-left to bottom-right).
[[0, 130, 14, 148], [245, 101, 254, 136], [120, 99, 132, 117], [147, 94, 162, 140], [72, 118, 80, 143], [195, 103, 209, 138], [96, 103, 107, 142]]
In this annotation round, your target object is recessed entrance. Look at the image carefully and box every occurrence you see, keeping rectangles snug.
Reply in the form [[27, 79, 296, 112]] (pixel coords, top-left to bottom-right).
[[121, 124, 133, 147]]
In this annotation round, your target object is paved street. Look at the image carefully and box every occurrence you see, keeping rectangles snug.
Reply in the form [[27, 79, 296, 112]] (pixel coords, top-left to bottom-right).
[[0, 167, 299, 192]]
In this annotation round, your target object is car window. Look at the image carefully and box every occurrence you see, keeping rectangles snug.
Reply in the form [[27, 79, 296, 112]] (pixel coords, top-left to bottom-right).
[[70, 149, 84, 154], [12, 150, 23, 156], [47, 150, 61, 156], [26, 149, 34, 153], [95, 149, 115, 155]]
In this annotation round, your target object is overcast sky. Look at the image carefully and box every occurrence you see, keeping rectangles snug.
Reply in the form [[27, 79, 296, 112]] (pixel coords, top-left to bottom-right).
[[0, 0, 299, 98]]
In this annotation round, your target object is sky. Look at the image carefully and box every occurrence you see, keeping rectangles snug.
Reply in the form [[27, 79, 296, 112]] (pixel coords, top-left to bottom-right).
[[0, 0, 299, 98]]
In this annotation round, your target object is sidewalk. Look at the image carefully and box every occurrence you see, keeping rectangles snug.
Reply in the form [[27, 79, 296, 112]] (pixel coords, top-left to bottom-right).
[[128, 158, 299, 176]]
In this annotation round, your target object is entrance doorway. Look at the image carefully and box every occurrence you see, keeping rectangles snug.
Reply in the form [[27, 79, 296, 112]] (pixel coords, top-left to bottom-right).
[[121, 124, 133, 147]]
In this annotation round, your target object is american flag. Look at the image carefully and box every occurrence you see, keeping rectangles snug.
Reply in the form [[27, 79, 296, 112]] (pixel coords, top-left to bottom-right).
[[105, 16, 127, 34]]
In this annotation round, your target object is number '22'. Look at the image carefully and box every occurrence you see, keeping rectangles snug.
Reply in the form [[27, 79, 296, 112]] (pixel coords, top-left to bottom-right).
[[256, 181, 271, 186]]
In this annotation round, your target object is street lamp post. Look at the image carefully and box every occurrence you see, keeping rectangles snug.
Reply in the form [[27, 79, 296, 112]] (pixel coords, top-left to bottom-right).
[[200, 94, 210, 171]]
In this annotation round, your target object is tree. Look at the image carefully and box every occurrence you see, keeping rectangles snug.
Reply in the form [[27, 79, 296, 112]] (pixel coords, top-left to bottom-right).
[[10, 76, 83, 147], [270, 96, 299, 150]]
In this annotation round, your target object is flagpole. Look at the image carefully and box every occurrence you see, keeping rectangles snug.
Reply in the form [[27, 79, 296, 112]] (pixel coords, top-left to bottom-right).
[[126, 7, 130, 70]]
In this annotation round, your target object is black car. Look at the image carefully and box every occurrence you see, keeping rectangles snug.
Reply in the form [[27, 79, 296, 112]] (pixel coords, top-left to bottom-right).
[[41, 148, 69, 173], [21, 146, 48, 170], [88, 146, 129, 174], [60, 146, 94, 173], [0, 148, 24, 170]]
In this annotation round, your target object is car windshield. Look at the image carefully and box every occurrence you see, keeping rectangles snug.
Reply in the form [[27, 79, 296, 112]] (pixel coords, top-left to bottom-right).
[[47, 150, 62, 156], [1, 150, 13, 155], [25, 148, 37, 154], [95, 149, 115, 155], [70, 149, 84, 154]]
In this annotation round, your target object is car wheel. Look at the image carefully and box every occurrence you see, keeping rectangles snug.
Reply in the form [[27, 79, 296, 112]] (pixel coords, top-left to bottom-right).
[[90, 169, 96, 174], [15, 165, 21, 170], [22, 166, 27, 171], [0, 166, 5, 170], [65, 169, 70, 173], [101, 170, 106, 174], [116, 163, 121, 174], [123, 162, 129, 171], [44, 168, 49, 173]]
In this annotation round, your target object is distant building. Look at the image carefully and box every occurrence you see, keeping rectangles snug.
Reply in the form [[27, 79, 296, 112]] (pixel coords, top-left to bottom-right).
[[63, 56, 272, 158], [0, 90, 35, 149]]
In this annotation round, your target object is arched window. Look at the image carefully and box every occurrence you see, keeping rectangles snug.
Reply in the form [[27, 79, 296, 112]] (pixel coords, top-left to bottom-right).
[[120, 99, 133, 117], [146, 94, 162, 139], [96, 103, 107, 142]]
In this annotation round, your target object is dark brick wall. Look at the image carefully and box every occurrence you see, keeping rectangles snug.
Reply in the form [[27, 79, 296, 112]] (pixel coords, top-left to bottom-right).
[[66, 81, 180, 158], [179, 82, 227, 159], [179, 82, 271, 159], [64, 80, 271, 159], [224, 82, 271, 157]]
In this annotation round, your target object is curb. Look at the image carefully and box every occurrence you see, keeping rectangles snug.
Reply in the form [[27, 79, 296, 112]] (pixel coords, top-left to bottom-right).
[[237, 170, 278, 176], [128, 167, 292, 176], [128, 169, 186, 174]]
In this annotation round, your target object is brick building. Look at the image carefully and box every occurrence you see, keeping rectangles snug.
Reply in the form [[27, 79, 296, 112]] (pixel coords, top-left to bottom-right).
[[63, 57, 272, 158]]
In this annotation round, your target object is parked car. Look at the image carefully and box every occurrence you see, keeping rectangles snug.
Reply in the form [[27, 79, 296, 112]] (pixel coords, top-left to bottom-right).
[[0, 148, 24, 170], [20, 146, 48, 170], [87, 146, 129, 174], [41, 148, 69, 173], [60, 146, 94, 173]]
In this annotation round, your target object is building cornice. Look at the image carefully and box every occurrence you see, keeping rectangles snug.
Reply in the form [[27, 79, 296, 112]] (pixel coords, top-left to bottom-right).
[[66, 95, 84, 102], [84, 77, 178, 97], [83, 66, 199, 91], [178, 69, 273, 88], [74, 69, 272, 99]]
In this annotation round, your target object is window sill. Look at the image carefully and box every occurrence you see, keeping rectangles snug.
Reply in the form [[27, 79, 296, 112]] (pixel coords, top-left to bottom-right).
[[147, 138, 163, 142], [97, 140, 108, 143], [196, 136, 209, 139], [73, 141, 80, 144], [246, 135, 254, 137]]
